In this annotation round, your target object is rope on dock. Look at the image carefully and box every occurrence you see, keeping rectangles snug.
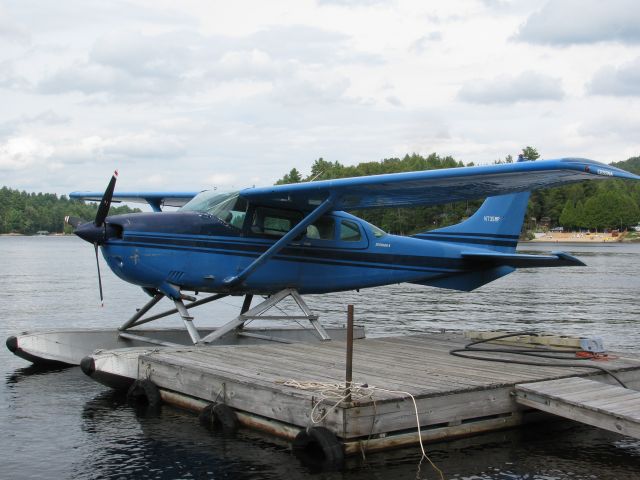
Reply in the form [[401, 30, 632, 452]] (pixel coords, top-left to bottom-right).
[[279, 379, 444, 480]]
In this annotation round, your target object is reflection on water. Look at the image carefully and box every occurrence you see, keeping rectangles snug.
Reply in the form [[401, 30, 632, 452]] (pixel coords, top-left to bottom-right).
[[2, 237, 640, 479]]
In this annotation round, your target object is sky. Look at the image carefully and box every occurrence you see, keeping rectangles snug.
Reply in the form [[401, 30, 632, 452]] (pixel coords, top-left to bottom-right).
[[1, 0, 639, 195]]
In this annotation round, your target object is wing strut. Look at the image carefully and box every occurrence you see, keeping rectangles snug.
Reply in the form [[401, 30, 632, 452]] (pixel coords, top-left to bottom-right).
[[223, 194, 337, 288]]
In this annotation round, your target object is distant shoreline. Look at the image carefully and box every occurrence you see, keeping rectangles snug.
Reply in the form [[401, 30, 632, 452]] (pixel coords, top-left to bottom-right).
[[0, 233, 69, 237], [527, 232, 638, 243]]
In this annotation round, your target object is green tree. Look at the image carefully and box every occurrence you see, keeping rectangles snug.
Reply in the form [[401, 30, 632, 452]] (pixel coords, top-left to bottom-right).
[[582, 190, 639, 230], [559, 200, 579, 229], [522, 146, 540, 160], [275, 168, 303, 185], [0, 187, 141, 234]]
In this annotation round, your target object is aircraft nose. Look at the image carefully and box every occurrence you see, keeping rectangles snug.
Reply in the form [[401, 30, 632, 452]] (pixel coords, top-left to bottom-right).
[[74, 222, 104, 244]]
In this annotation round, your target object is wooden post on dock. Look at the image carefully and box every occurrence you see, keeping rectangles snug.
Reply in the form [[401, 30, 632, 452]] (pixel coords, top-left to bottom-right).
[[345, 305, 354, 403]]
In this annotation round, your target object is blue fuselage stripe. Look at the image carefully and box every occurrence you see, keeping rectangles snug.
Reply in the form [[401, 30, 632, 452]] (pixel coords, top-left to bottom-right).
[[120, 234, 464, 273]]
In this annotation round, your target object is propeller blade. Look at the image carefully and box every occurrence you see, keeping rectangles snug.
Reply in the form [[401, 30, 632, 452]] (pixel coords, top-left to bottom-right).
[[95, 170, 118, 228], [94, 243, 104, 307], [64, 215, 85, 228]]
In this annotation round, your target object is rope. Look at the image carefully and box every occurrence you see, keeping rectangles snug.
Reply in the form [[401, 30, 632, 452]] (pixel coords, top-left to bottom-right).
[[280, 379, 445, 480]]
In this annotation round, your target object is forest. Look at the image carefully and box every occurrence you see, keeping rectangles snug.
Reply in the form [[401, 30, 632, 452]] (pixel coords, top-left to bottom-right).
[[0, 187, 138, 235], [1, 151, 639, 236]]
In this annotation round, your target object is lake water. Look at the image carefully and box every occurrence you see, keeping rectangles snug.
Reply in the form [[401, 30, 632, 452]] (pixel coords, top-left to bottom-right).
[[2, 236, 640, 479]]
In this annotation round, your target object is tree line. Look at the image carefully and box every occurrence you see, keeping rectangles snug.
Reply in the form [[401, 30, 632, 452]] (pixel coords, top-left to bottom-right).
[[276, 151, 640, 236], [0, 187, 139, 235]]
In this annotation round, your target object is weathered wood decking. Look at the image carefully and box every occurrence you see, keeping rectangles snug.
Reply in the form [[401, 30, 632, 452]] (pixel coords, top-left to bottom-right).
[[137, 332, 640, 453], [515, 377, 640, 438]]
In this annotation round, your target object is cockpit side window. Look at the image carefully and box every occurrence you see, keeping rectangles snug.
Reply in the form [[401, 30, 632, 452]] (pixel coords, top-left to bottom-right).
[[181, 191, 247, 229], [210, 195, 248, 229]]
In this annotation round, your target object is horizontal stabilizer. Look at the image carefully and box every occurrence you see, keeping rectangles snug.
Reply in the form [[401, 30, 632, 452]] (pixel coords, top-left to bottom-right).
[[414, 266, 514, 292], [461, 251, 585, 268]]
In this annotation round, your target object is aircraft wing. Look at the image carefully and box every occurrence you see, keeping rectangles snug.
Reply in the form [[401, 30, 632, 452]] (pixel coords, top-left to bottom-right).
[[69, 191, 200, 210], [240, 158, 640, 211]]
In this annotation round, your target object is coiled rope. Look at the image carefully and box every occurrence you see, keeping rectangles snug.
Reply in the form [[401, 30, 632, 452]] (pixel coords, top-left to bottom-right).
[[279, 379, 444, 480]]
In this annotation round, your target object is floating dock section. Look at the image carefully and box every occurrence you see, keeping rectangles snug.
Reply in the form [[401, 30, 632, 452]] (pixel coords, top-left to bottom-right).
[[126, 332, 640, 455], [515, 377, 640, 439]]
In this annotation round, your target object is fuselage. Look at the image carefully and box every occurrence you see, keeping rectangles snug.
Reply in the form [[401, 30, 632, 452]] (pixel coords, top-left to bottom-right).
[[100, 209, 472, 296]]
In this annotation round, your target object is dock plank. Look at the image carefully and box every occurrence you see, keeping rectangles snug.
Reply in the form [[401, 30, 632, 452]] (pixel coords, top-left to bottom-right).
[[515, 377, 640, 439]]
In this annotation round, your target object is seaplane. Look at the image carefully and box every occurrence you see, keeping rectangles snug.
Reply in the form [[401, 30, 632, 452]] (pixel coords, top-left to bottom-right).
[[6, 157, 640, 387]]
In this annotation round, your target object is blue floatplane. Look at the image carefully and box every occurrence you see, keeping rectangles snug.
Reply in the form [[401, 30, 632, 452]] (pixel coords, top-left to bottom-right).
[[7, 157, 640, 366]]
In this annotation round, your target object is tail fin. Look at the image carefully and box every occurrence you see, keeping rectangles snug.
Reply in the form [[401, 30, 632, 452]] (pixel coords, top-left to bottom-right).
[[414, 191, 530, 253]]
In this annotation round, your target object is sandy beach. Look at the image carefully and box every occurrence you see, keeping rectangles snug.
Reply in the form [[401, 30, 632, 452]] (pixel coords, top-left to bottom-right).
[[529, 231, 626, 243]]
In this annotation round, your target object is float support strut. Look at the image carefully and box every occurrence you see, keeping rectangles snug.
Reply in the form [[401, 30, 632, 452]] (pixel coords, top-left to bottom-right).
[[174, 299, 201, 344], [119, 293, 164, 331], [199, 288, 330, 344]]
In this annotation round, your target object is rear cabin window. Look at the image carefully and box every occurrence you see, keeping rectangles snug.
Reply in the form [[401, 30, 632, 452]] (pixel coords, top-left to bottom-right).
[[340, 220, 362, 242], [251, 207, 303, 237]]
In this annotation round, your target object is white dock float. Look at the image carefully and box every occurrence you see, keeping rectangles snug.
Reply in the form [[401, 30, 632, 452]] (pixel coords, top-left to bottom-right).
[[515, 377, 640, 439]]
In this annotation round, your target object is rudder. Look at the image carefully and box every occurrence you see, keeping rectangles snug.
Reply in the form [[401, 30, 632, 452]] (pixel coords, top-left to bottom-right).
[[414, 191, 530, 253]]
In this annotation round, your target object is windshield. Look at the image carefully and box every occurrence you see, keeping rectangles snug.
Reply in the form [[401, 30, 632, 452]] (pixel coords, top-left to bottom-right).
[[181, 190, 247, 228]]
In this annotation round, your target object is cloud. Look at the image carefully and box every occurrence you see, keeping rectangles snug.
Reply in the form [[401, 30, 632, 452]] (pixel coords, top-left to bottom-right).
[[272, 74, 353, 106], [457, 71, 564, 104], [0, 131, 185, 174], [37, 30, 209, 97], [410, 32, 442, 54], [206, 173, 237, 187], [4, 1, 194, 34], [211, 49, 284, 81], [515, 0, 640, 45], [579, 113, 640, 139], [0, 110, 70, 139], [0, 60, 30, 90], [587, 57, 640, 96], [102, 132, 185, 159], [0, 7, 30, 44], [38, 61, 141, 95], [246, 25, 381, 65], [0, 136, 53, 171], [89, 30, 204, 79], [36, 26, 373, 101], [317, 0, 388, 6]]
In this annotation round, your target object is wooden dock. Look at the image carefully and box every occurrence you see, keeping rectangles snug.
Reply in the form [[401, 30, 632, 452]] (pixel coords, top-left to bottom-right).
[[131, 331, 640, 455], [515, 377, 640, 438]]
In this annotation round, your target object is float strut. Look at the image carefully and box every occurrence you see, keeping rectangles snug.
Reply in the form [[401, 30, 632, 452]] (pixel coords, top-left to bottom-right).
[[237, 294, 254, 330], [174, 299, 201, 344], [119, 293, 164, 331]]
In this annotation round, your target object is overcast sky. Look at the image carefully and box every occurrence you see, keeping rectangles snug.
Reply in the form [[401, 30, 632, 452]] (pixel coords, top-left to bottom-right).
[[1, 0, 639, 194]]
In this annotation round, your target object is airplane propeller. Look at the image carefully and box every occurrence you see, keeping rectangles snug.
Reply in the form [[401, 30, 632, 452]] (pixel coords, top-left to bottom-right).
[[67, 170, 119, 306], [95, 170, 118, 228], [63, 216, 85, 228]]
